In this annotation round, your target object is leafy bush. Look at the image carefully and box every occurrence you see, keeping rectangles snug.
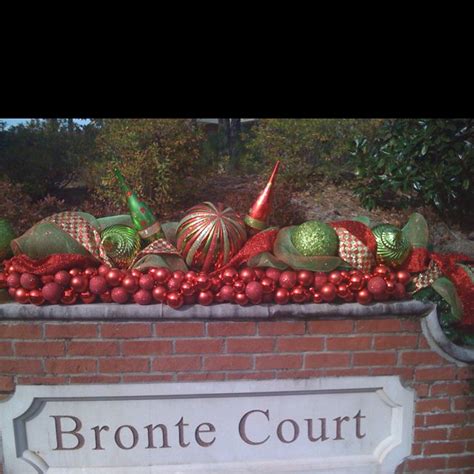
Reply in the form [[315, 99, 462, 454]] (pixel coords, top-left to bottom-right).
[[91, 119, 206, 217], [243, 119, 382, 189], [0, 119, 98, 199], [351, 119, 474, 224]]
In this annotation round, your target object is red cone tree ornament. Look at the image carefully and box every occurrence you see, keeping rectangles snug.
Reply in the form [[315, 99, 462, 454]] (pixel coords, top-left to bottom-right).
[[176, 202, 247, 273], [114, 168, 163, 242], [244, 160, 280, 233]]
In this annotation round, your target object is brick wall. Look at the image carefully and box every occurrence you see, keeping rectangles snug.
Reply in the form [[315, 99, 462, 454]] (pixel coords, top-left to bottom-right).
[[0, 316, 473, 473]]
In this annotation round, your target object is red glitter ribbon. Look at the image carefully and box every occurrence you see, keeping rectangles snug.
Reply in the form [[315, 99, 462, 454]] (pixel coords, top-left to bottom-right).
[[3, 254, 99, 275], [210, 228, 279, 275]]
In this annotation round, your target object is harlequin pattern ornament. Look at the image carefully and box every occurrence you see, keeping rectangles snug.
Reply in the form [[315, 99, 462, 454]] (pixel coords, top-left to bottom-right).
[[291, 221, 339, 257], [372, 224, 411, 266], [176, 202, 247, 273], [100, 225, 141, 269]]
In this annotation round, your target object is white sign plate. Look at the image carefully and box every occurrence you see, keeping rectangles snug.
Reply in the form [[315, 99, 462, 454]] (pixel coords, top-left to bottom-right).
[[0, 377, 414, 474]]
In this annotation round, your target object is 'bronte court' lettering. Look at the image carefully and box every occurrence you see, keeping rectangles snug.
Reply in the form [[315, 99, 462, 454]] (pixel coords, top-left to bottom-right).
[[50, 409, 366, 451]]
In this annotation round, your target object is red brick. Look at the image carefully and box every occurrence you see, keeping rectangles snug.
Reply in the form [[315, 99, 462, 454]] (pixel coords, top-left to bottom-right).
[[453, 397, 471, 411], [0, 359, 43, 374], [326, 336, 372, 351], [101, 323, 152, 338], [414, 428, 448, 442], [204, 355, 252, 371], [307, 320, 353, 334], [417, 335, 431, 349], [68, 341, 119, 356], [401, 351, 445, 366], [450, 426, 474, 440], [447, 455, 474, 469], [414, 383, 430, 397], [256, 354, 303, 370], [15, 341, 65, 357], [456, 366, 474, 380], [431, 382, 470, 397], [405, 457, 446, 471], [155, 322, 205, 337], [99, 358, 149, 373], [425, 413, 466, 426], [0, 323, 42, 339], [400, 319, 421, 332], [353, 352, 397, 366], [305, 353, 350, 368], [276, 337, 324, 352], [0, 376, 14, 392], [175, 339, 223, 354], [411, 442, 423, 455], [177, 373, 226, 382], [207, 322, 256, 336], [355, 319, 401, 333], [259, 321, 305, 336], [467, 440, 474, 452], [122, 340, 172, 356], [374, 335, 418, 350], [70, 375, 121, 384], [45, 358, 96, 374], [416, 398, 450, 413], [0, 342, 13, 356], [370, 367, 414, 380], [415, 367, 457, 381], [17, 376, 68, 385], [227, 338, 274, 353], [415, 414, 425, 427], [46, 324, 97, 338], [152, 356, 201, 372], [227, 371, 276, 381], [123, 374, 174, 383], [424, 441, 465, 455]]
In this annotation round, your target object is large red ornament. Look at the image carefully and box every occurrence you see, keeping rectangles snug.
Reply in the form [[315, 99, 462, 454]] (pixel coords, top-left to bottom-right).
[[6, 273, 20, 288], [20, 273, 39, 290], [245, 281, 264, 304], [166, 291, 184, 309], [265, 267, 281, 282], [297, 270, 313, 287], [105, 269, 122, 287], [111, 286, 129, 304], [279, 270, 297, 289], [152, 286, 167, 303], [167, 277, 182, 292], [122, 276, 138, 293], [54, 270, 71, 287], [70, 275, 88, 293], [89, 276, 108, 295], [42, 282, 63, 303], [154, 267, 171, 284], [274, 287, 289, 305], [367, 276, 387, 296], [139, 274, 155, 290], [176, 202, 247, 273], [134, 289, 152, 305], [321, 283, 336, 302], [239, 267, 256, 283], [198, 290, 214, 306], [218, 285, 234, 302]]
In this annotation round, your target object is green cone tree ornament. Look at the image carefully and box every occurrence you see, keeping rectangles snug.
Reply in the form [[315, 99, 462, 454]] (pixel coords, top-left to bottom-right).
[[114, 168, 164, 242], [291, 220, 339, 257], [372, 224, 411, 266]]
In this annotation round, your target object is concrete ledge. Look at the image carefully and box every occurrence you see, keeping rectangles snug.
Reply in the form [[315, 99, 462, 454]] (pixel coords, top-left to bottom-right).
[[0, 300, 434, 321]]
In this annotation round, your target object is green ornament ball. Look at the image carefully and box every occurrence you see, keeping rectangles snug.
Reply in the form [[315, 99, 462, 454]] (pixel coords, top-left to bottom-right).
[[101, 225, 141, 269], [372, 224, 411, 266], [0, 219, 15, 261], [291, 220, 339, 257]]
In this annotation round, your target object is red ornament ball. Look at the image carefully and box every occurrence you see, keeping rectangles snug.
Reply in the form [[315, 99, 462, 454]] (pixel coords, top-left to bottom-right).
[[111, 287, 129, 304], [180, 281, 195, 296], [393, 282, 407, 300], [139, 274, 155, 291], [357, 289, 372, 305], [274, 287, 289, 305], [183, 294, 196, 305], [54, 270, 71, 287], [172, 270, 185, 282], [61, 289, 78, 305], [100, 291, 113, 303], [349, 273, 364, 291], [80, 291, 96, 304], [20, 273, 39, 290], [152, 286, 167, 303], [233, 279, 246, 293], [154, 267, 171, 284], [265, 267, 281, 282], [122, 276, 138, 294], [0, 272, 7, 289], [42, 282, 63, 303], [166, 291, 184, 309], [218, 285, 234, 302], [6, 272, 20, 288], [29, 289, 45, 306], [131, 269, 142, 279], [234, 292, 248, 305], [84, 267, 97, 277], [312, 292, 323, 304], [134, 289, 152, 305], [89, 276, 108, 295], [337, 284, 349, 298], [105, 269, 122, 287], [374, 265, 390, 276], [328, 271, 342, 286], [297, 270, 314, 287], [321, 283, 336, 302], [367, 276, 387, 296], [279, 270, 297, 290], [240, 267, 256, 284], [98, 264, 110, 277], [198, 290, 214, 306], [41, 275, 54, 285], [69, 268, 81, 276], [15, 287, 30, 304], [71, 275, 88, 293], [291, 286, 306, 303], [385, 280, 396, 294], [166, 277, 181, 292], [245, 281, 263, 304], [196, 274, 211, 291], [396, 271, 411, 285], [221, 267, 238, 284], [261, 277, 275, 294], [313, 272, 327, 290]]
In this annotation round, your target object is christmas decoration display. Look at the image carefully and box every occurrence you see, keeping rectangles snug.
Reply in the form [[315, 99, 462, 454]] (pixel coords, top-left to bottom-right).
[[291, 220, 339, 257], [244, 160, 280, 233], [0, 219, 15, 261], [100, 225, 141, 268], [372, 224, 411, 266], [176, 202, 247, 272]]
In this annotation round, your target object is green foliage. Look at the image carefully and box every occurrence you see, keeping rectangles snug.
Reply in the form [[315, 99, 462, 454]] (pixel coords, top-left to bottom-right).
[[91, 119, 205, 217], [243, 119, 383, 188], [0, 119, 98, 199], [351, 119, 474, 223]]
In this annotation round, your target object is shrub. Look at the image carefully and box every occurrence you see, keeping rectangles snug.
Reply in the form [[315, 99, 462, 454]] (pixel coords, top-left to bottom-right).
[[351, 119, 474, 225]]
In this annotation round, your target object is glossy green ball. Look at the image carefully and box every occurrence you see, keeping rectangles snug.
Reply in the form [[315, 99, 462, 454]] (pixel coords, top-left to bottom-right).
[[291, 221, 339, 257]]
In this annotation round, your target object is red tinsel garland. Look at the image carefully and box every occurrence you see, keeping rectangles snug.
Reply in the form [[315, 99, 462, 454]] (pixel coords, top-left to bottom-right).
[[4, 254, 99, 275]]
